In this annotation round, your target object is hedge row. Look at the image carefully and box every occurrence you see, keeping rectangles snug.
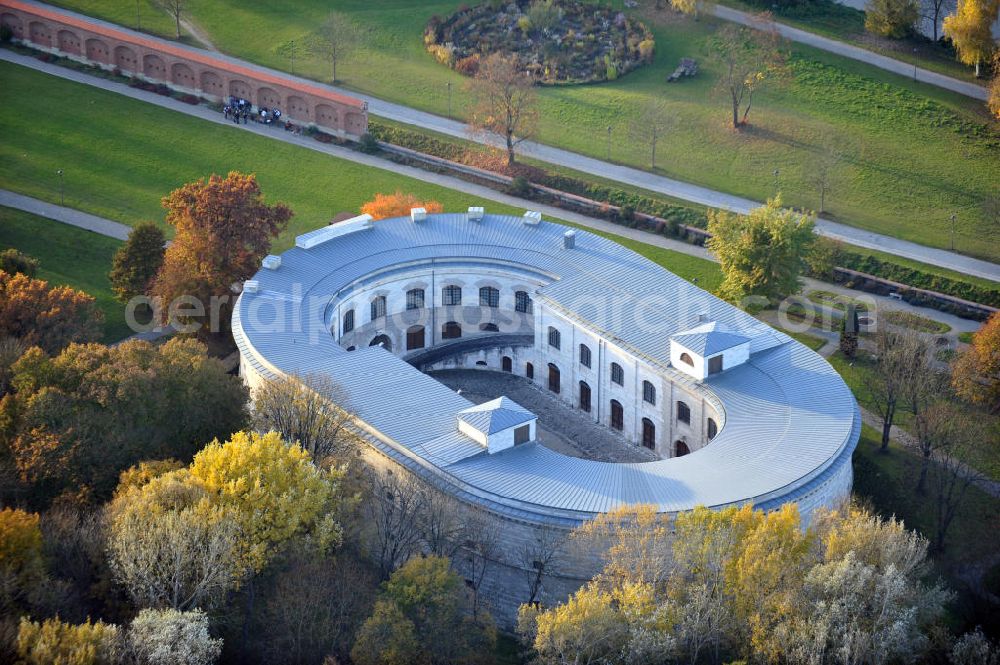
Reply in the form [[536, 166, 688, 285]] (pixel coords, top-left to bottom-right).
[[833, 252, 1000, 309], [363, 120, 999, 308]]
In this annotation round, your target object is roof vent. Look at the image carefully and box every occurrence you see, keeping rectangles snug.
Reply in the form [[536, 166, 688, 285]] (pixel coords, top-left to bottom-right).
[[523, 211, 542, 226], [410, 207, 427, 222], [243, 280, 260, 294], [698, 311, 710, 323], [468, 206, 484, 221], [262, 255, 281, 270], [563, 230, 576, 249], [295, 214, 373, 249]]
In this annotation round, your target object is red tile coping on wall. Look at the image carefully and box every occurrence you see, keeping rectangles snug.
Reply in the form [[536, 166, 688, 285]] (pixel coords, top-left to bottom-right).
[[1, 0, 366, 110]]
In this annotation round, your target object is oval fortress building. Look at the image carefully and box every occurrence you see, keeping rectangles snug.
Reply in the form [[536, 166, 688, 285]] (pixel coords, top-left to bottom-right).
[[233, 210, 861, 625]]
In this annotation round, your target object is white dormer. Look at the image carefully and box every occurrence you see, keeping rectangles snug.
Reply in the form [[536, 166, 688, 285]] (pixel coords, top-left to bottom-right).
[[457, 396, 537, 454], [670, 321, 750, 380]]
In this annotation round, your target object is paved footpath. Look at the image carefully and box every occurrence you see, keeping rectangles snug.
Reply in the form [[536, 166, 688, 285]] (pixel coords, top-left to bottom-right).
[[711, 5, 988, 101], [0, 189, 132, 240], [3, 48, 998, 284]]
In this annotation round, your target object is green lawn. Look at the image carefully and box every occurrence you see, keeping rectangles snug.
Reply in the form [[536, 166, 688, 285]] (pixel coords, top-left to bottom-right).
[[0, 207, 130, 343], [47, 0, 1000, 262], [0, 59, 720, 284]]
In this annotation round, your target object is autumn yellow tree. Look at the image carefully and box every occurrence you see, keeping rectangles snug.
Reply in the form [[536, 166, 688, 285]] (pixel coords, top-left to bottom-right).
[[16, 617, 121, 665], [990, 52, 1000, 119], [952, 310, 1000, 412], [359, 191, 444, 221], [0, 508, 45, 614], [943, 0, 1000, 77]]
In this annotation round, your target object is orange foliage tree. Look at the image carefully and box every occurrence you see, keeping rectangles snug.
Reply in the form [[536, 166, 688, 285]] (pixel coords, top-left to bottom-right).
[[359, 191, 444, 220], [151, 172, 292, 337], [0, 270, 102, 354], [952, 311, 1000, 413]]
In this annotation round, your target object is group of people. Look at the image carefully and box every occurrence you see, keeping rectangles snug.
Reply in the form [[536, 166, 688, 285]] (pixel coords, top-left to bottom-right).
[[222, 96, 300, 133], [223, 96, 283, 126]]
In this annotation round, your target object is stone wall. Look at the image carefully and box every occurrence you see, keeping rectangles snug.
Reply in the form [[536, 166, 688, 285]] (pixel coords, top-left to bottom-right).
[[0, 0, 367, 137]]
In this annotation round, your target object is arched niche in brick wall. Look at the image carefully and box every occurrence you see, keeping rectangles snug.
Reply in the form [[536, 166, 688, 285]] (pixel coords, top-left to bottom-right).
[[170, 62, 196, 88], [143, 53, 166, 79], [85, 37, 110, 64], [315, 103, 338, 130], [228, 78, 252, 100], [199, 70, 224, 97], [1, 13, 23, 39], [285, 95, 310, 121], [56, 29, 80, 55], [256, 86, 281, 109], [28, 20, 50, 47], [114, 44, 137, 72]]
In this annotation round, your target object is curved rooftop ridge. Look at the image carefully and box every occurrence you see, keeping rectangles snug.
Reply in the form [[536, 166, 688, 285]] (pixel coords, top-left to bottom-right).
[[234, 212, 860, 518]]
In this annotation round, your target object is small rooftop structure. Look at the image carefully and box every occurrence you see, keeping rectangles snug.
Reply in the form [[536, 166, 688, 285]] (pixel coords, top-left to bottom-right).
[[671, 321, 751, 380], [457, 397, 537, 454]]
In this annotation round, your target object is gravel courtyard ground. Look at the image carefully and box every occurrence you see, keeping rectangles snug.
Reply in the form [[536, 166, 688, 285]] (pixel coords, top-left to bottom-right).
[[428, 369, 658, 463]]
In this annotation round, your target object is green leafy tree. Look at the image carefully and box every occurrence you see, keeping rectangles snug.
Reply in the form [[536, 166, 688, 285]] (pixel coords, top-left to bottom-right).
[[352, 556, 496, 665], [865, 0, 920, 38], [0, 249, 39, 278], [707, 196, 817, 305], [109, 222, 165, 303], [2, 338, 248, 501]]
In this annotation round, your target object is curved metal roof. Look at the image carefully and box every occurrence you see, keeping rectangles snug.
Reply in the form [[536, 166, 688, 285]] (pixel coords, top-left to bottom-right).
[[233, 212, 860, 520]]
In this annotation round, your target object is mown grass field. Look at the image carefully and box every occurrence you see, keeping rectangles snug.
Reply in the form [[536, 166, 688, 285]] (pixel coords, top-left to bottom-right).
[[0, 61, 721, 294], [50, 0, 1000, 262], [0, 207, 129, 343]]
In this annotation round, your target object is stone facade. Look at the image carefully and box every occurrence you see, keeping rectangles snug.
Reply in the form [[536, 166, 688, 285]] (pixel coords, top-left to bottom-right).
[[0, 0, 367, 137]]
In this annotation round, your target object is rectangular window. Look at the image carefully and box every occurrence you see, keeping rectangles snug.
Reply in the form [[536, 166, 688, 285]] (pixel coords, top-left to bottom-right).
[[611, 363, 624, 386], [406, 289, 424, 310], [443, 285, 462, 306], [708, 355, 723, 374], [370, 296, 386, 321], [514, 424, 531, 445], [579, 344, 591, 368], [479, 287, 500, 308], [515, 291, 532, 314]]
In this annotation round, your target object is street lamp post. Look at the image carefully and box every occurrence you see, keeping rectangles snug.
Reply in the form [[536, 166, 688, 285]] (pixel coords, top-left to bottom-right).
[[136, 0, 141, 30], [606, 125, 612, 161], [446, 82, 452, 119], [913, 48, 918, 82], [950, 213, 957, 250], [56, 169, 64, 206], [773, 169, 780, 195]]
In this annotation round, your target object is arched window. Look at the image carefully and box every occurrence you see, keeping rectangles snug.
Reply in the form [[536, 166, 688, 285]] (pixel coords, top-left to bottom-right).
[[479, 286, 499, 308], [548, 326, 561, 349], [406, 288, 424, 310], [548, 363, 560, 393], [579, 344, 591, 368], [526, 362, 534, 380], [406, 325, 425, 350], [677, 400, 691, 425], [707, 418, 718, 440], [479, 323, 499, 332], [369, 334, 391, 351], [679, 352, 694, 367], [442, 321, 461, 339], [515, 290, 532, 313], [370, 295, 386, 321], [342, 309, 355, 334], [579, 381, 591, 412], [675, 440, 690, 457], [610, 400, 624, 431], [642, 380, 656, 405], [611, 362, 624, 386], [642, 418, 656, 449], [442, 285, 462, 306], [502, 356, 512, 372]]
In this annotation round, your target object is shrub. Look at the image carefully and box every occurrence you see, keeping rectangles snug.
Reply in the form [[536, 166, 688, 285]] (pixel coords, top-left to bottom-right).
[[864, 0, 919, 38], [357, 132, 380, 154], [509, 175, 532, 197], [0, 249, 39, 278], [455, 53, 481, 76]]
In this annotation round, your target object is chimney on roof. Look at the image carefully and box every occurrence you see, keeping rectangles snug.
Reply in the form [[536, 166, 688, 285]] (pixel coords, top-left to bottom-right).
[[468, 206, 484, 221], [563, 230, 576, 249], [410, 207, 427, 222]]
